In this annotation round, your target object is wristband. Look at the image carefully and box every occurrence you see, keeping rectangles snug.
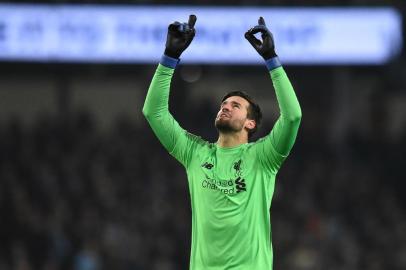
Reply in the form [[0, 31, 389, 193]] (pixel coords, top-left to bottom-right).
[[265, 56, 282, 71], [160, 54, 180, 69]]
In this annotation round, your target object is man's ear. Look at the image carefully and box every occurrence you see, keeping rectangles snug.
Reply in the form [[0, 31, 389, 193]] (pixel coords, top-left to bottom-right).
[[245, 119, 256, 131]]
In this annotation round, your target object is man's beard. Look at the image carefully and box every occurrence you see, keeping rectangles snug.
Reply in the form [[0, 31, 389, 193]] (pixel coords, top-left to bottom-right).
[[215, 118, 242, 133]]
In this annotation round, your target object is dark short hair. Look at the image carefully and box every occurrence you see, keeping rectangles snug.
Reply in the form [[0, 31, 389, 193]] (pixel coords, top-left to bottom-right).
[[221, 91, 262, 138]]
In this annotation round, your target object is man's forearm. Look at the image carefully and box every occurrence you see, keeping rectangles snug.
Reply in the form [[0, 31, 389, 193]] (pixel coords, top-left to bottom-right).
[[142, 56, 179, 118], [142, 56, 182, 153], [267, 58, 302, 155], [270, 66, 302, 122], [143, 69, 171, 119]]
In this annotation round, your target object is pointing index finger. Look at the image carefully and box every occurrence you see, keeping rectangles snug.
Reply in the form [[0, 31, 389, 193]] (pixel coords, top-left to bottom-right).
[[258, 16, 266, 26], [188, 14, 197, 28]]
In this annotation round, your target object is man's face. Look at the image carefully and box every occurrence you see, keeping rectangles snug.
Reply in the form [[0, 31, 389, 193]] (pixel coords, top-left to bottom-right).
[[215, 96, 255, 134]]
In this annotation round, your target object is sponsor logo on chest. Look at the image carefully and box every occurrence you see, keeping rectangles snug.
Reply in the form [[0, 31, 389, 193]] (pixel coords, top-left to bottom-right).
[[200, 159, 247, 194]]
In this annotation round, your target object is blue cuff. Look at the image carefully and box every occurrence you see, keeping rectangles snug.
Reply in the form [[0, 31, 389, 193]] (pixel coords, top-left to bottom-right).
[[160, 54, 180, 69], [265, 57, 282, 71]]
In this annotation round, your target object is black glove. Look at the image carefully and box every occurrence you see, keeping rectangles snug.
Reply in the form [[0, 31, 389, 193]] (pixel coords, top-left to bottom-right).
[[245, 17, 277, 60], [164, 14, 197, 59]]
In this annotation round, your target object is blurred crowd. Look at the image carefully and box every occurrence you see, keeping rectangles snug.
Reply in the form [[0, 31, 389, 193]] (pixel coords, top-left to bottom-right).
[[0, 111, 191, 270]]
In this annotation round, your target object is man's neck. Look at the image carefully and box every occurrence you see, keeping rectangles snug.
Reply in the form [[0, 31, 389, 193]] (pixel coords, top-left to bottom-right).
[[217, 132, 248, 148]]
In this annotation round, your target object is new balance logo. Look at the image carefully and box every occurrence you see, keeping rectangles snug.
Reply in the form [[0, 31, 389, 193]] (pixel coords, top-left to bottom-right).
[[202, 162, 214, 170], [235, 177, 246, 193]]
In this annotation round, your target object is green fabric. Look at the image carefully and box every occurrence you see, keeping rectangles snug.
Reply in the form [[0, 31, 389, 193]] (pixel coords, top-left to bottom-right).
[[143, 64, 301, 270]]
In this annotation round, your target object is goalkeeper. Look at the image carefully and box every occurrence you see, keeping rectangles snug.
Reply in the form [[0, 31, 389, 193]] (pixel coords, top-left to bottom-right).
[[143, 14, 302, 270]]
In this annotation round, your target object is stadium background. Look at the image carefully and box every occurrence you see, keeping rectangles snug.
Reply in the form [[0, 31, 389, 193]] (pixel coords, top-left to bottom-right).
[[0, 1, 405, 270]]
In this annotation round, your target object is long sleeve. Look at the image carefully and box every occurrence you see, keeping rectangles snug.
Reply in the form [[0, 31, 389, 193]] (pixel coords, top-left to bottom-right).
[[254, 65, 302, 174], [269, 66, 302, 155], [142, 63, 197, 168]]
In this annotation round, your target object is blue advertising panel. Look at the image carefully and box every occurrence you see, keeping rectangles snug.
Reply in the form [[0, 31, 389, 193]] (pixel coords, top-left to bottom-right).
[[0, 5, 402, 64]]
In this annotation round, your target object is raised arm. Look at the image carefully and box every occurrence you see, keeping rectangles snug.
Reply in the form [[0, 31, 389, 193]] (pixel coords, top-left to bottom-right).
[[245, 17, 302, 172], [268, 66, 301, 155], [142, 15, 198, 167], [142, 61, 180, 152]]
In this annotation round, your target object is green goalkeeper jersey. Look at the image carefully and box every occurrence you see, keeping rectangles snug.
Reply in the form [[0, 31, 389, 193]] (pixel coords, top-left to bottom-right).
[[143, 63, 301, 270]]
